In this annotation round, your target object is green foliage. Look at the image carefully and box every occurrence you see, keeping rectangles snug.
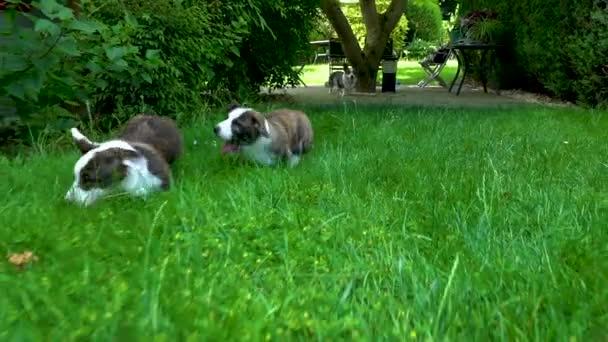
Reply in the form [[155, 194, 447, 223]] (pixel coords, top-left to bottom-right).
[[405, 0, 444, 44], [343, 1, 409, 53], [404, 38, 438, 60], [90, 0, 320, 111], [0, 0, 320, 145], [89, 0, 250, 115], [565, 7, 608, 107], [237, 0, 320, 91], [0, 0, 158, 139], [458, 0, 608, 107], [308, 12, 334, 41]]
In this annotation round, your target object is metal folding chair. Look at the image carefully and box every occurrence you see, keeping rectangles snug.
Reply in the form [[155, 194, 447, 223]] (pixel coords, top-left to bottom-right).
[[417, 47, 452, 88]]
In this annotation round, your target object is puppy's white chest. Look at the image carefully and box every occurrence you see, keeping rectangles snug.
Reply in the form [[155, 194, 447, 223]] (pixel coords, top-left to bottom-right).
[[241, 137, 275, 166], [121, 158, 163, 195]]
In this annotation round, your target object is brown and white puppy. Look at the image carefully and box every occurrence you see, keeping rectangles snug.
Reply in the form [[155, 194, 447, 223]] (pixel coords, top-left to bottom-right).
[[65, 114, 183, 206], [213, 105, 313, 167]]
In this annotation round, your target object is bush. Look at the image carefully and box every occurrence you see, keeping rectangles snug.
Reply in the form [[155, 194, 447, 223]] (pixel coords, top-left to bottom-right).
[[0, 0, 320, 145], [404, 38, 438, 60], [458, 0, 608, 107], [90, 0, 250, 116], [405, 0, 444, 44], [91, 0, 320, 111], [0, 0, 158, 140]]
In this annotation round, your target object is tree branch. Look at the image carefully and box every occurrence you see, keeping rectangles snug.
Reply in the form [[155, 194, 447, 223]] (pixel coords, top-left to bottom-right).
[[319, 0, 364, 66], [380, 0, 406, 34], [359, 0, 379, 37]]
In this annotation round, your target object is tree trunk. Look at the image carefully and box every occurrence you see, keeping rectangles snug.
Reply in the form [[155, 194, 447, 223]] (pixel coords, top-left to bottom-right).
[[319, 0, 406, 93]]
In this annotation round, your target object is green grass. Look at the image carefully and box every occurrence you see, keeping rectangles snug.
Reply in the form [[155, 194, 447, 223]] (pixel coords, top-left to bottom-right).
[[1, 104, 608, 340], [299, 60, 458, 87]]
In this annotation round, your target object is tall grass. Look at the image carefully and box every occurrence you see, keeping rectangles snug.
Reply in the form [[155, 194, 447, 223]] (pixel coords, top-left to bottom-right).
[[1, 104, 606, 340]]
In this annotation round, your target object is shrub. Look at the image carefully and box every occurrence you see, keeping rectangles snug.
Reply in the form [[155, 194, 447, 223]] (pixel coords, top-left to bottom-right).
[[405, 0, 444, 44], [90, 0, 320, 110], [90, 0, 249, 115], [458, 0, 608, 107], [0, 0, 320, 146], [236, 0, 320, 91], [0, 0, 158, 141], [404, 38, 438, 61]]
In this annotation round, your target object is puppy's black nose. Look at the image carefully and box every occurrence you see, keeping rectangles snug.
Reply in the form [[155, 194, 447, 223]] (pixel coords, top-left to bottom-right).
[[213, 126, 219, 135]]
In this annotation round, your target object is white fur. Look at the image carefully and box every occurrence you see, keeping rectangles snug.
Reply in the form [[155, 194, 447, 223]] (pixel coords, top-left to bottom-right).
[[215, 107, 253, 141], [240, 135, 275, 166], [121, 158, 163, 196], [65, 139, 163, 206], [71, 127, 93, 144], [288, 154, 301, 167]]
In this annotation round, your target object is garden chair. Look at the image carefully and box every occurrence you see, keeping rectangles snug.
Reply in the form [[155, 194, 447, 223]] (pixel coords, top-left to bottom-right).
[[417, 46, 452, 88], [328, 38, 347, 74]]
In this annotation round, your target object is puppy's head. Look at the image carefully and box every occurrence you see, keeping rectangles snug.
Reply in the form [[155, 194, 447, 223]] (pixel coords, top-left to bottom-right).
[[213, 106, 269, 153], [343, 64, 356, 88], [65, 128, 139, 206]]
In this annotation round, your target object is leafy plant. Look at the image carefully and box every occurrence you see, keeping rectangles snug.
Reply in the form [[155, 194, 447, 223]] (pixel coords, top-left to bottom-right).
[[458, 0, 607, 107], [405, 0, 444, 45], [404, 38, 438, 60], [465, 17, 502, 43], [0, 0, 159, 138]]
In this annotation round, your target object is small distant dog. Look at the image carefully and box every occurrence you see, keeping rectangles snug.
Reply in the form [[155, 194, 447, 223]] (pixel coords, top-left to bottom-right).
[[65, 114, 183, 206], [325, 63, 357, 96], [213, 104, 313, 167]]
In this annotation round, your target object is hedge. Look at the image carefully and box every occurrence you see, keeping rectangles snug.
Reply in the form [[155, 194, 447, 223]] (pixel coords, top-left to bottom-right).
[[458, 0, 607, 107]]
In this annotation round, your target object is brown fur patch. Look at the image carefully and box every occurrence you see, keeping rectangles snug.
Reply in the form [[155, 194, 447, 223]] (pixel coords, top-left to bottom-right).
[[265, 109, 313, 157], [230, 110, 269, 145], [78, 148, 138, 190], [119, 115, 183, 164]]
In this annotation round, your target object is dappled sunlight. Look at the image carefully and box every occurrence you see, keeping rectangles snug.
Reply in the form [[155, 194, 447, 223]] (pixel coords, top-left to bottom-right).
[[298, 60, 458, 87]]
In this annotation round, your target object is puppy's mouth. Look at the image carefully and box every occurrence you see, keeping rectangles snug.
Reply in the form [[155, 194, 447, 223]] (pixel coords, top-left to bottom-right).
[[220, 142, 240, 154]]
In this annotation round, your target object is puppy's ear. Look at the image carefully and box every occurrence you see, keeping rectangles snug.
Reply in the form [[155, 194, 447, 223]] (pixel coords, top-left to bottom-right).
[[71, 128, 98, 154], [227, 102, 240, 112]]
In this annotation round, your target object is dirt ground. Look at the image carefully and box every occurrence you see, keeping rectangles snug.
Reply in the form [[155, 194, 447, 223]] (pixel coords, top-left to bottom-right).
[[260, 84, 574, 108]]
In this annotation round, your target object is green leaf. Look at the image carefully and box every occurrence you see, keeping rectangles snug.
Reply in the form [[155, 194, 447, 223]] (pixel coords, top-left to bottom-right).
[[56, 36, 80, 56], [124, 13, 138, 27], [85, 60, 103, 74], [230, 46, 240, 57], [94, 78, 108, 89], [67, 20, 105, 34], [141, 73, 152, 84], [33, 54, 61, 72], [34, 18, 61, 36], [105, 46, 127, 61], [108, 58, 129, 71], [22, 71, 45, 101], [39, 0, 74, 21], [56, 7, 74, 21], [145, 49, 160, 60], [0, 54, 29, 74], [6, 82, 26, 100], [39, 0, 62, 17]]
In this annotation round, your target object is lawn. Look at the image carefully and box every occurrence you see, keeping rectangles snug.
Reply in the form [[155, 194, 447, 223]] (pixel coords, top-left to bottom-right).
[[299, 60, 458, 87], [1, 103, 607, 340]]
